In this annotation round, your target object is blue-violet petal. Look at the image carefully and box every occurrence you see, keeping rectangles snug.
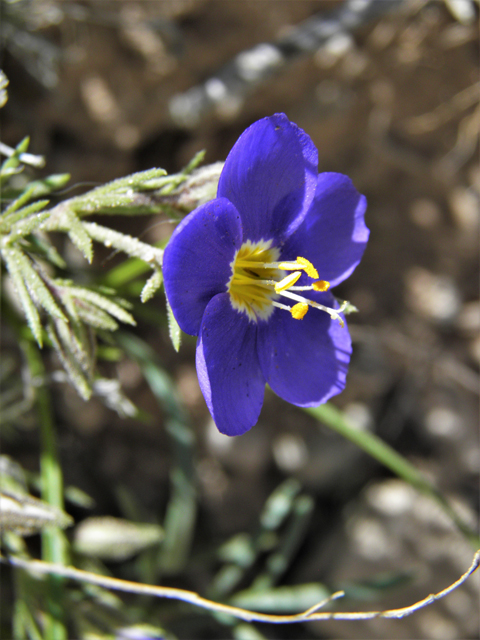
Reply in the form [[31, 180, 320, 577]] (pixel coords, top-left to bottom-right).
[[282, 173, 369, 288], [196, 293, 265, 436], [217, 113, 318, 244], [257, 291, 351, 407], [163, 198, 243, 336]]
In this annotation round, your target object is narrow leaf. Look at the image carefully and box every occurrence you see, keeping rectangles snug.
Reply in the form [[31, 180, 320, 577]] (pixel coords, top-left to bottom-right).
[[1, 198, 50, 228], [7, 210, 50, 241], [27, 173, 71, 199], [73, 517, 163, 561], [25, 234, 67, 269], [231, 583, 330, 613], [75, 303, 119, 331], [69, 287, 136, 326], [2, 185, 37, 217], [47, 322, 92, 400], [83, 221, 163, 264], [0, 138, 30, 182], [5, 247, 66, 321], [92, 378, 138, 418], [141, 268, 163, 303], [54, 317, 92, 375], [3, 250, 43, 346], [0, 489, 73, 536], [103, 256, 150, 288], [166, 295, 181, 352], [0, 69, 8, 108], [64, 208, 93, 263]]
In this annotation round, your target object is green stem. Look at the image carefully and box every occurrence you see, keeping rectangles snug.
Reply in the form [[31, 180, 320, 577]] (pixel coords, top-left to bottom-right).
[[21, 340, 68, 640], [305, 403, 480, 548]]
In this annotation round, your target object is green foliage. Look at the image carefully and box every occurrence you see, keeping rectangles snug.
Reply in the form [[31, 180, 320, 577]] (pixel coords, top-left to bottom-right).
[[1, 135, 212, 404]]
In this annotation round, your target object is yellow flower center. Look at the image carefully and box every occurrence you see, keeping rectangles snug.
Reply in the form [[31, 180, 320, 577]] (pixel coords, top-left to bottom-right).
[[228, 240, 280, 321], [228, 239, 345, 325]]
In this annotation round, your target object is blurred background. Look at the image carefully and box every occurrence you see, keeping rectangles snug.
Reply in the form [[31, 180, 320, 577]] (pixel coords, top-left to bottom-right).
[[1, 0, 479, 638]]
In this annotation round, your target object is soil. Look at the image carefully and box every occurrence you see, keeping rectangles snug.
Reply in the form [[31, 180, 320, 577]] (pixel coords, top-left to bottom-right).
[[2, 1, 479, 639]]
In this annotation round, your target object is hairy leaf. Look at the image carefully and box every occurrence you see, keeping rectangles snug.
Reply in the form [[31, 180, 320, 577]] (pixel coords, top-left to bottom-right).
[[68, 287, 136, 326], [0, 489, 73, 536], [83, 221, 163, 265], [74, 302, 120, 331], [63, 208, 93, 263], [166, 296, 182, 352], [4, 247, 66, 321], [141, 268, 163, 303], [47, 322, 92, 400], [2, 185, 39, 217], [7, 210, 50, 241], [3, 250, 43, 345]]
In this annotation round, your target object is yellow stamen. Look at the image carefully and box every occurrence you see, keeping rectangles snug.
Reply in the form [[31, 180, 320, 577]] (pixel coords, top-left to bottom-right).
[[296, 257, 319, 279], [228, 241, 343, 325], [312, 280, 330, 292], [278, 256, 319, 279], [274, 271, 302, 293], [291, 302, 309, 320]]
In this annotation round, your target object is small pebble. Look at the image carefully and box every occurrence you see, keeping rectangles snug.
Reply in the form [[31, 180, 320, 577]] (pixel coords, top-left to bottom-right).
[[449, 186, 479, 232], [409, 198, 441, 228], [273, 433, 308, 473], [405, 267, 461, 323]]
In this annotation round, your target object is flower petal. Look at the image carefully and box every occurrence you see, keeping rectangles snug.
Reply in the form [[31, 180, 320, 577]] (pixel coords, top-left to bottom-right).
[[282, 173, 368, 288], [163, 198, 243, 336], [217, 113, 318, 244], [196, 293, 265, 436], [257, 292, 351, 406]]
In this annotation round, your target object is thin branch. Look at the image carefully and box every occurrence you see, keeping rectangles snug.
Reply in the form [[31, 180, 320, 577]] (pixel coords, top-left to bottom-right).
[[169, 0, 403, 127], [6, 549, 480, 625]]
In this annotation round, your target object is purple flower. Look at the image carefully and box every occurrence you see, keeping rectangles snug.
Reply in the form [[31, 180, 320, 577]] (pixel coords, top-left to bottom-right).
[[163, 114, 368, 436]]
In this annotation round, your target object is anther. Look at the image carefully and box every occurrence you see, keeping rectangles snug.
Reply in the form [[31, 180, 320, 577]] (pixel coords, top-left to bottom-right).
[[295, 257, 319, 279], [291, 302, 309, 320], [312, 280, 330, 292], [266, 256, 319, 279]]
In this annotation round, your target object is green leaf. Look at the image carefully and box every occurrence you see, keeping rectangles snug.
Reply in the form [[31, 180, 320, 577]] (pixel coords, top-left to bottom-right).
[[2, 185, 38, 217], [25, 234, 67, 269], [0, 138, 30, 183], [0, 489, 73, 536], [3, 249, 43, 346], [260, 478, 302, 530], [7, 210, 50, 241], [233, 623, 269, 640], [1, 199, 50, 230], [63, 208, 93, 263], [141, 268, 163, 303], [231, 583, 330, 613], [73, 517, 163, 561], [68, 287, 136, 326], [93, 378, 138, 418], [27, 173, 71, 199], [166, 295, 182, 352], [13, 600, 44, 640], [82, 221, 163, 264], [4, 247, 67, 322], [102, 256, 150, 288], [53, 316, 93, 376], [70, 168, 168, 214], [47, 322, 92, 400], [75, 303, 119, 331]]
